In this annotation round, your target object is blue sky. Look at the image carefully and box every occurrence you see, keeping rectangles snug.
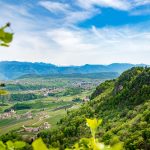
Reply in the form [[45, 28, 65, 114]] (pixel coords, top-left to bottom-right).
[[0, 0, 150, 65]]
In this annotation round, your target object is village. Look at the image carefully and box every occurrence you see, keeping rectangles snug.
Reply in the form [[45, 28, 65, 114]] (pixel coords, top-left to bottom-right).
[[0, 76, 98, 136], [7, 78, 101, 96], [21, 122, 50, 133], [0, 109, 16, 120], [0, 109, 51, 134]]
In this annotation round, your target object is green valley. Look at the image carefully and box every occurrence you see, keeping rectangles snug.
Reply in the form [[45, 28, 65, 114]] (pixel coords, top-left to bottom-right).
[[0, 67, 149, 150], [0, 74, 111, 136]]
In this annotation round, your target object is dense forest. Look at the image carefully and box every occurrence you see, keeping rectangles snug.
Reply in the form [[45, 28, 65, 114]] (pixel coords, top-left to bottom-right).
[[36, 67, 150, 149]]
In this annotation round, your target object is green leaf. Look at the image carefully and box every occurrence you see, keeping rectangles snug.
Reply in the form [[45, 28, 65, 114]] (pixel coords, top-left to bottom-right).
[[0, 141, 6, 150], [6, 141, 14, 150], [86, 118, 102, 129], [0, 29, 5, 38], [0, 43, 9, 47], [14, 141, 26, 149], [86, 118, 102, 137], [110, 143, 123, 150], [2, 33, 13, 43], [32, 138, 48, 150], [0, 23, 13, 47], [0, 90, 8, 95], [72, 143, 80, 150], [95, 142, 105, 150], [49, 148, 59, 150]]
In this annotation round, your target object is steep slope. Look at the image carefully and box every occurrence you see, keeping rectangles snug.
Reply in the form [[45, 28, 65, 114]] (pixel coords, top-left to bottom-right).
[[0, 61, 148, 80], [38, 67, 150, 150]]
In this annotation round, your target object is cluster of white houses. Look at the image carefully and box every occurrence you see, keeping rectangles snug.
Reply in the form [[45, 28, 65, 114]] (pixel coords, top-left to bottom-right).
[[0, 109, 33, 120], [20, 87, 65, 97], [0, 109, 50, 133], [22, 122, 50, 132], [0, 109, 16, 119]]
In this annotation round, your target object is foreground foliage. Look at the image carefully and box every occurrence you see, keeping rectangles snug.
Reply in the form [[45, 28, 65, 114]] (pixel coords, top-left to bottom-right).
[[0, 141, 26, 150], [0, 23, 13, 47], [0, 118, 122, 150]]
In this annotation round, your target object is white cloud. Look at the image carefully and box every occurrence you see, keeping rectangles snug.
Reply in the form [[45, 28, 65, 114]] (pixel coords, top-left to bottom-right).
[[37, 0, 150, 27], [76, 0, 150, 16], [39, 1, 70, 14], [38, 0, 150, 26], [130, 8, 150, 16], [38, 0, 100, 25], [64, 9, 100, 25], [76, 0, 131, 11], [132, 0, 150, 7], [47, 28, 96, 53], [0, 1, 150, 65], [76, 0, 150, 10], [128, 0, 150, 15], [1, 22, 150, 65]]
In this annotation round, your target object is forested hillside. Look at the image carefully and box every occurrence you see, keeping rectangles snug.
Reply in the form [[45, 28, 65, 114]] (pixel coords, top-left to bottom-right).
[[38, 67, 150, 149]]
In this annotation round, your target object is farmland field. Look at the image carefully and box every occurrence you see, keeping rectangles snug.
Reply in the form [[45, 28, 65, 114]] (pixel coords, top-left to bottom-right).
[[0, 74, 110, 136]]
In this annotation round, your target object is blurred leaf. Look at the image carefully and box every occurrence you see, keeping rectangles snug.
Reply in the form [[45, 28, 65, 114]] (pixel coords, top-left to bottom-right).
[[110, 143, 123, 150], [0, 23, 13, 47], [14, 141, 26, 149], [6, 140, 14, 150], [0, 141, 6, 150], [86, 118, 102, 137], [0, 43, 9, 47], [2, 32, 13, 43], [32, 138, 48, 150], [49, 148, 59, 150], [0, 90, 8, 95], [0, 29, 5, 38]]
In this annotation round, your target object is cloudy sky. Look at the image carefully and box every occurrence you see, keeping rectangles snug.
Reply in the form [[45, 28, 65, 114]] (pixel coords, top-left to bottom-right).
[[0, 0, 150, 65]]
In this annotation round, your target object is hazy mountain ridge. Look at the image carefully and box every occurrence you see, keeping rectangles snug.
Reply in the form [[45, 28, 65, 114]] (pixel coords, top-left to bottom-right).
[[0, 61, 148, 80]]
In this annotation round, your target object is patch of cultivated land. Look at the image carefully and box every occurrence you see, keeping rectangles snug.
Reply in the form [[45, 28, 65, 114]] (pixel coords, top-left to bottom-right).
[[0, 76, 110, 136]]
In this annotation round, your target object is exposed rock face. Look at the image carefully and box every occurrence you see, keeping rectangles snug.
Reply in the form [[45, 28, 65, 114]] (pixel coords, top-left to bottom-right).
[[118, 85, 123, 91], [114, 84, 123, 94]]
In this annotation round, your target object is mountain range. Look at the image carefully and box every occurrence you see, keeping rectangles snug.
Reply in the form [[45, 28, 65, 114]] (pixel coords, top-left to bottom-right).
[[0, 61, 148, 80]]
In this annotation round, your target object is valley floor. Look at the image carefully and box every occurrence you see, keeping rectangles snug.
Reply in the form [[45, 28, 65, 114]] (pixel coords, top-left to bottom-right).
[[0, 76, 106, 137]]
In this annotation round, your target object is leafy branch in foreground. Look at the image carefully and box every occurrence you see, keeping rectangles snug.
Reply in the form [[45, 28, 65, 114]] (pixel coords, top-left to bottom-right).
[[65, 118, 123, 150], [32, 118, 123, 150], [0, 23, 13, 47], [0, 118, 123, 150], [0, 140, 26, 150]]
